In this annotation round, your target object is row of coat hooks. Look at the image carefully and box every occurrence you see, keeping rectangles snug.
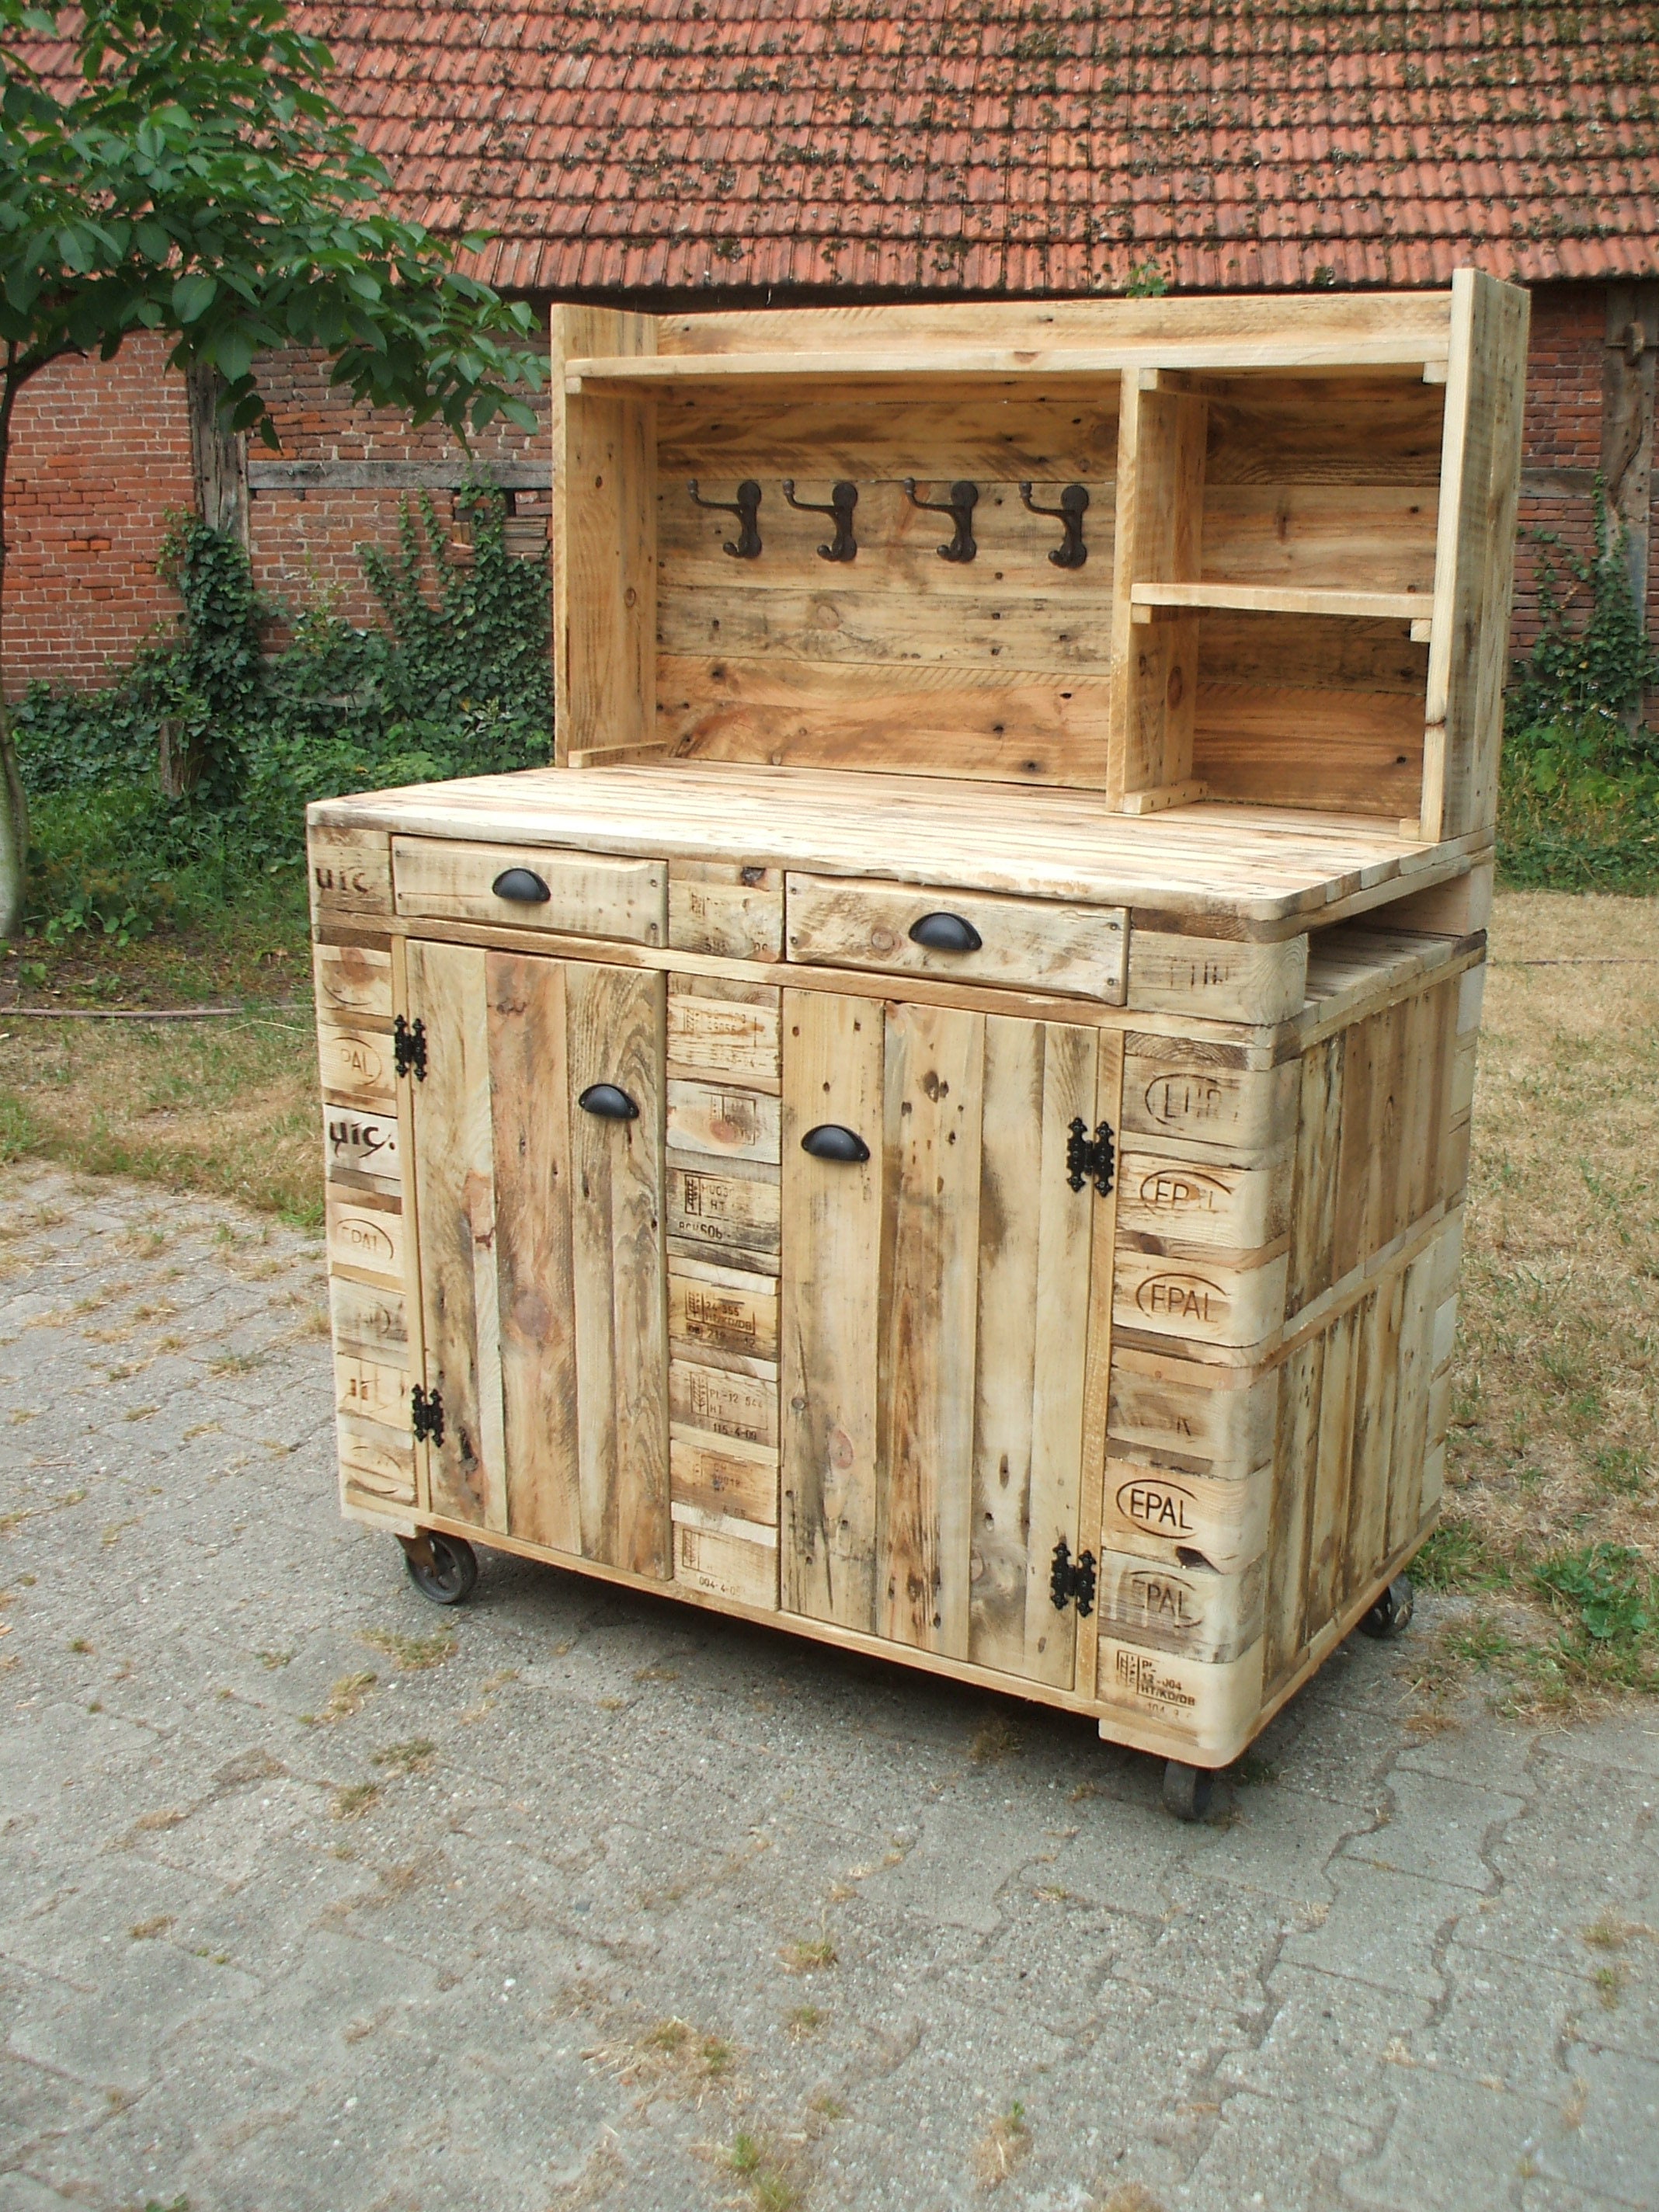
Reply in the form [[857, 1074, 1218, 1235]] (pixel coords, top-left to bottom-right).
[[684, 477, 1090, 569]]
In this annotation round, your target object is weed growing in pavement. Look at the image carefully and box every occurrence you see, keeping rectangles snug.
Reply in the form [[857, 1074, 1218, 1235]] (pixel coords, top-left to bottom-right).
[[360, 1627, 456, 1672]]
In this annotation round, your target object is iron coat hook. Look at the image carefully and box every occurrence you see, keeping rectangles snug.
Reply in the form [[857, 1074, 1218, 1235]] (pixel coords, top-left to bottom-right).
[[1019, 482, 1090, 569], [903, 478, 978, 563], [687, 478, 763, 559], [781, 478, 858, 562]]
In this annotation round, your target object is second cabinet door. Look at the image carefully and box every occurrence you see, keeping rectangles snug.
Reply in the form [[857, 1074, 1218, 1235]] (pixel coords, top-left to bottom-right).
[[405, 940, 670, 1578], [781, 989, 1120, 1690]]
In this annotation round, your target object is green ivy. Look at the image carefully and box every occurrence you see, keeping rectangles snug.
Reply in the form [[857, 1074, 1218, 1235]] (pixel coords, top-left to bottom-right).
[[13, 489, 551, 935], [1500, 489, 1659, 891]]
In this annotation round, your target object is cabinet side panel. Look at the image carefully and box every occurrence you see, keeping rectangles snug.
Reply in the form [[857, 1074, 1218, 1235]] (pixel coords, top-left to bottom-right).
[[1264, 1334, 1323, 1684], [407, 939, 508, 1531], [780, 990, 885, 1629], [486, 951, 581, 1555], [878, 1002, 986, 1660], [568, 964, 671, 1577]]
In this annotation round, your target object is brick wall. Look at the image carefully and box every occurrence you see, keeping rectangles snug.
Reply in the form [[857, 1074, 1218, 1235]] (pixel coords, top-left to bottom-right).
[[3, 332, 196, 696], [1510, 283, 1605, 660], [247, 350, 552, 632]]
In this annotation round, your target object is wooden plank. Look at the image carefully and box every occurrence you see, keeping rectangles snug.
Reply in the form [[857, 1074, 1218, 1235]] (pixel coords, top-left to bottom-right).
[[1421, 270, 1531, 840], [1385, 1246, 1438, 1556], [650, 294, 1455, 360], [1108, 1353, 1282, 1476], [1110, 374, 1207, 805], [780, 989, 885, 1629], [391, 836, 666, 944], [334, 1351, 406, 1429], [568, 963, 670, 1577], [313, 942, 393, 1025], [1095, 1636, 1266, 1765], [325, 1188, 404, 1285], [673, 1515, 778, 1609], [1104, 1457, 1271, 1575], [660, 654, 1113, 789], [878, 1000, 985, 1659], [657, 474, 1117, 603], [1112, 1248, 1289, 1352], [405, 937, 503, 1529], [322, 1104, 401, 1191], [1127, 931, 1308, 1024], [1202, 483, 1439, 593], [485, 950, 581, 1555], [1192, 687, 1426, 819], [317, 1024, 396, 1111], [1135, 582, 1426, 623], [658, 579, 1117, 676], [336, 1411, 416, 1505], [670, 1358, 778, 1449], [666, 1156, 781, 1264], [329, 1277, 408, 1364], [666, 983, 781, 1085], [658, 383, 1120, 478], [668, 862, 785, 962], [670, 1429, 778, 1525], [969, 1016, 1097, 1688], [1304, 1304, 1360, 1636], [1122, 1049, 1299, 1153], [786, 873, 1128, 1003], [1285, 1032, 1344, 1313], [666, 1079, 781, 1164], [669, 1252, 778, 1362], [1263, 1334, 1323, 1685], [308, 823, 391, 918], [1073, 1027, 1125, 1702], [551, 304, 657, 764], [1115, 1151, 1289, 1251], [1094, 1550, 1265, 1665], [1344, 1276, 1403, 1605]]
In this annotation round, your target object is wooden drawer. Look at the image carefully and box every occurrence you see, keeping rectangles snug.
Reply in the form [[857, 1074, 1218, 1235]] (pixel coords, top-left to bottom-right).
[[785, 874, 1127, 1002], [392, 836, 666, 944]]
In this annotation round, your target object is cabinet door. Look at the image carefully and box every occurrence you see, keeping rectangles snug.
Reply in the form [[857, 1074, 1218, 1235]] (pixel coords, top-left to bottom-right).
[[781, 990, 1121, 1689], [405, 941, 670, 1578]]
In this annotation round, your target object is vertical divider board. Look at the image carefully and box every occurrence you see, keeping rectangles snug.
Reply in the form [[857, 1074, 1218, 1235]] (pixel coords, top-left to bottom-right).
[[1421, 269, 1532, 842], [1108, 371, 1209, 814], [390, 932, 430, 1522], [552, 305, 660, 767]]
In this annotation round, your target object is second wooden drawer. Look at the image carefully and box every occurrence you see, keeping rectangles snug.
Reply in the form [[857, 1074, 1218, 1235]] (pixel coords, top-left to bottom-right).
[[785, 874, 1128, 1002], [392, 836, 667, 944]]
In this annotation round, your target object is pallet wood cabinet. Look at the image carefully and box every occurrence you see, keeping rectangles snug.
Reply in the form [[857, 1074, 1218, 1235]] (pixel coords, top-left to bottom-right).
[[309, 274, 1525, 1794]]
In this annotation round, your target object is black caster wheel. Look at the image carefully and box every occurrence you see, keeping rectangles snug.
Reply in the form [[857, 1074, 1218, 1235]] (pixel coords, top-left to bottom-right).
[[400, 1530, 478, 1606], [1358, 1573, 1415, 1640], [1163, 1759, 1217, 1823]]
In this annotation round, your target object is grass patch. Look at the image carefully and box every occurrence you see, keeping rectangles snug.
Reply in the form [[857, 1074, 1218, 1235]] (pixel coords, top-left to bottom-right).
[[974, 2101, 1031, 2189], [360, 1627, 457, 1673], [1418, 891, 1659, 1713], [371, 1737, 436, 1775]]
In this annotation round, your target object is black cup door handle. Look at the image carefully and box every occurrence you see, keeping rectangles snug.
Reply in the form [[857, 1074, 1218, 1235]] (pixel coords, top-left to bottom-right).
[[492, 866, 551, 903], [909, 910, 983, 954], [578, 1083, 639, 1122], [800, 1123, 871, 1163]]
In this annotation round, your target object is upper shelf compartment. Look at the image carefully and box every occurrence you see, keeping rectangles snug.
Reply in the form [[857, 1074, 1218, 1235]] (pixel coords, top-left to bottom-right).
[[551, 279, 1529, 854]]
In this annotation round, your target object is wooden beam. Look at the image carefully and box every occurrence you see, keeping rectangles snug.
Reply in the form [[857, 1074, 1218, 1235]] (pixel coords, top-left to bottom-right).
[[1602, 280, 1659, 715]]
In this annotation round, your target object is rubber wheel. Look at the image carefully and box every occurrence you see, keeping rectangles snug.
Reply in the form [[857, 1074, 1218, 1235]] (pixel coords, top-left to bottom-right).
[[1163, 1759, 1217, 1823], [401, 1531, 478, 1606], [1358, 1572, 1415, 1640]]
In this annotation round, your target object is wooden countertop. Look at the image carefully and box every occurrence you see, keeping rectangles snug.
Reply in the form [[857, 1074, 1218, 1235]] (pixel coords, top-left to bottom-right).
[[310, 763, 1486, 928]]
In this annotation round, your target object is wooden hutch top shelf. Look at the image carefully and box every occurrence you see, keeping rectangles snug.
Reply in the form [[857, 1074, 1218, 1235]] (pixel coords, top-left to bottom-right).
[[550, 273, 1529, 855]]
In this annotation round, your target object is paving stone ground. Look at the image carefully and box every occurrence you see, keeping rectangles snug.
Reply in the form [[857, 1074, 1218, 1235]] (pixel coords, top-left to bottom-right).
[[1, 1161, 1657, 2212]]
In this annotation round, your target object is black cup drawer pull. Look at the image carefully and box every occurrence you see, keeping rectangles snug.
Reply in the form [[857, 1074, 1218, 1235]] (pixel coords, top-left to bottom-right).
[[578, 1083, 639, 1122], [801, 1123, 871, 1164], [492, 866, 551, 903], [909, 910, 983, 954]]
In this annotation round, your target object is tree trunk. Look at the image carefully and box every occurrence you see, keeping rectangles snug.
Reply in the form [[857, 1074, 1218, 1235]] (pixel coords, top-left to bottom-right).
[[186, 362, 248, 541]]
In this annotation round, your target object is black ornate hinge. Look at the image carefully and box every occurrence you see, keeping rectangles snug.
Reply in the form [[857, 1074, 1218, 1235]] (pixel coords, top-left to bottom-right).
[[394, 1014, 427, 1081], [410, 1385, 444, 1445], [1066, 1116, 1115, 1197], [1050, 1537, 1097, 1616]]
